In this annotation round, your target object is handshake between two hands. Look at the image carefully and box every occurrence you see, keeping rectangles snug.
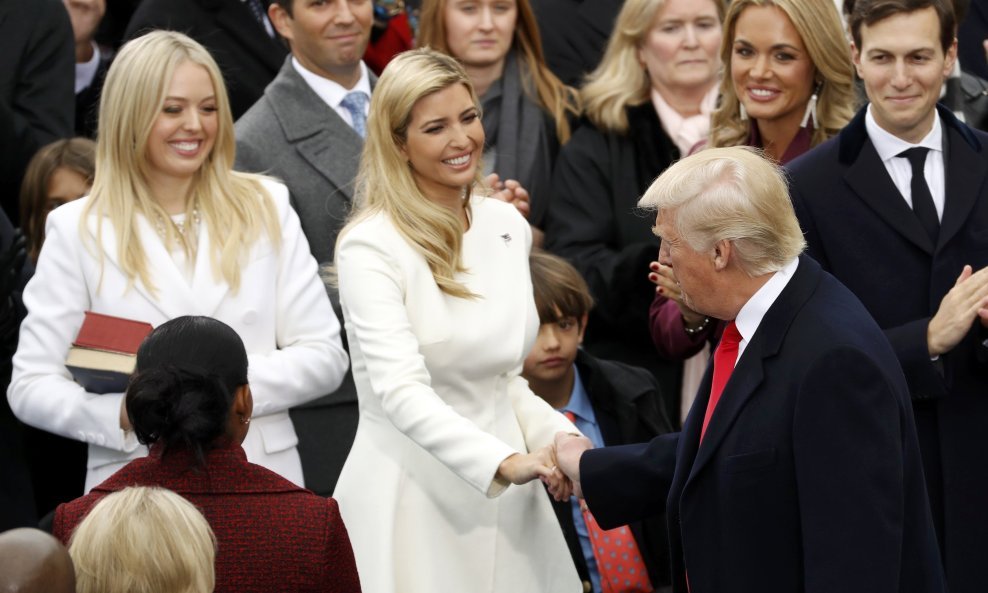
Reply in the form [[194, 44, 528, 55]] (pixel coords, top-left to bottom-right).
[[497, 433, 595, 502]]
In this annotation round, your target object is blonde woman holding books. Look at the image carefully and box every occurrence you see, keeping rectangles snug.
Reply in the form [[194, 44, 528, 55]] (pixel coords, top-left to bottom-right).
[[7, 30, 348, 492]]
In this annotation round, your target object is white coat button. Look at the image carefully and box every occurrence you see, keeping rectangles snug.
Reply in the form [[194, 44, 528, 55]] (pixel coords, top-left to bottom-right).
[[243, 310, 258, 325]]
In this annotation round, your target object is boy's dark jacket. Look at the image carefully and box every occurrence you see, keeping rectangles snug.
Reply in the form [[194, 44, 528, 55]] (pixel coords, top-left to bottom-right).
[[548, 349, 674, 590]]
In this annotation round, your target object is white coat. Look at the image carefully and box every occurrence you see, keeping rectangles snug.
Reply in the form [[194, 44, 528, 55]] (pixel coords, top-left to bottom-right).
[[8, 179, 348, 491], [334, 196, 582, 593]]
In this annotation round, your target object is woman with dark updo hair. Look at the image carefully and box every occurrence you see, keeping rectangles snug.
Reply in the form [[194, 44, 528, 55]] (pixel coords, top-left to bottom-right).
[[51, 316, 361, 593]]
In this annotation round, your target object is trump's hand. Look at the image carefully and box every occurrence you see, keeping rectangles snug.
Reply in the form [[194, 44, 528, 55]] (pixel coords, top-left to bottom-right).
[[554, 431, 594, 498]]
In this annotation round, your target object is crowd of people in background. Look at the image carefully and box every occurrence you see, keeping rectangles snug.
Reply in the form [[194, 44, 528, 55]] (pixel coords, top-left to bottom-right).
[[1, 0, 988, 591]]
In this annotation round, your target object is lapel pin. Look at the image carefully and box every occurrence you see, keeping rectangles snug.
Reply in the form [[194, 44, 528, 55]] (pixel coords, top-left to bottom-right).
[[500, 233, 512, 245]]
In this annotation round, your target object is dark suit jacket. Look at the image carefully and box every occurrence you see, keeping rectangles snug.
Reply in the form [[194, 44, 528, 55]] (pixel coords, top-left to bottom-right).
[[579, 256, 945, 593], [75, 51, 112, 138], [545, 104, 681, 419], [125, 0, 287, 119], [0, 0, 75, 220], [235, 57, 372, 496], [788, 105, 988, 593], [53, 443, 361, 593], [959, 0, 988, 81], [549, 350, 673, 590], [531, 0, 622, 87]]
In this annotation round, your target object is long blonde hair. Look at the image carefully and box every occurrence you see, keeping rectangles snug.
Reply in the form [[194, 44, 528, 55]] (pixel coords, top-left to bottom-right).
[[417, 0, 581, 143], [581, 0, 726, 133], [710, 0, 856, 149], [339, 49, 484, 299], [83, 30, 280, 295]]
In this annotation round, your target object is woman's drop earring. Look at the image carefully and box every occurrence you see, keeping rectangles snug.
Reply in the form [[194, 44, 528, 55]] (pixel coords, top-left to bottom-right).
[[739, 102, 748, 121], [801, 81, 823, 129]]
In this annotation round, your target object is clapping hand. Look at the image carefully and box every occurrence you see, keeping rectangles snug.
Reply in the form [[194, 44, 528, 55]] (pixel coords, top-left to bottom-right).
[[486, 173, 531, 220]]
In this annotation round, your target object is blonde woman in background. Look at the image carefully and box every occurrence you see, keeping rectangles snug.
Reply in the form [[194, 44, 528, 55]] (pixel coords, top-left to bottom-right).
[[333, 48, 581, 593], [69, 486, 215, 593], [709, 0, 856, 161], [647, 0, 858, 419], [417, 0, 580, 238], [545, 0, 724, 425], [8, 30, 348, 492]]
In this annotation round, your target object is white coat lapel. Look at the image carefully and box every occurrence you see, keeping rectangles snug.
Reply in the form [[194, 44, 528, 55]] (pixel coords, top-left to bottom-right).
[[92, 211, 201, 319], [189, 222, 231, 317]]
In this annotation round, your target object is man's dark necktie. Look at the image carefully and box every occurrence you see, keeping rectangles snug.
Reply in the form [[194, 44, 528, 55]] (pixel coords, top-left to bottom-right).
[[897, 147, 940, 244]]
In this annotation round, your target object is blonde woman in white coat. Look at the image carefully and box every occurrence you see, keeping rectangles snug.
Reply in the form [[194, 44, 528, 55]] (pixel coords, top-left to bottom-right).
[[333, 48, 582, 593], [8, 31, 348, 492]]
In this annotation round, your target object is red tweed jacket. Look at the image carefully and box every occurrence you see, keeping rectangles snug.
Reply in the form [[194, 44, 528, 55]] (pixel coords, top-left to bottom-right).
[[54, 443, 361, 593]]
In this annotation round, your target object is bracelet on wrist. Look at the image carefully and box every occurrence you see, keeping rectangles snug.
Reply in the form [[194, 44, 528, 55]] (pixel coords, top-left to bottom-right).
[[683, 316, 711, 336]]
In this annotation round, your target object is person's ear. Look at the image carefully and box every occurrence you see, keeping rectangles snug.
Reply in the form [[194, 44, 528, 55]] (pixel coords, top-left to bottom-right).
[[850, 41, 865, 79], [577, 313, 588, 344], [712, 239, 732, 271], [233, 384, 253, 425], [269, 2, 294, 42], [944, 37, 958, 78]]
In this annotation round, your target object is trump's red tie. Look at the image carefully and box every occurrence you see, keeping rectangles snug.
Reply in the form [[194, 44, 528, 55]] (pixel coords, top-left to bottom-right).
[[700, 321, 742, 442], [563, 411, 652, 593]]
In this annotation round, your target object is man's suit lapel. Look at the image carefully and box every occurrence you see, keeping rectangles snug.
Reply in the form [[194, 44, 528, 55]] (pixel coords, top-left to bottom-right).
[[940, 116, 985, 250], [840, 104, 986, 256], [840, 115, 935, 255], [209, 0, 286, 72], [270, 60, 363, 202], [683, 257, 821, 488]]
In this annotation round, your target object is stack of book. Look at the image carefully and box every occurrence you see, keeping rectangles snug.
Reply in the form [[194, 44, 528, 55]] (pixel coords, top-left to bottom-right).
[[65, 311, 153, 394]]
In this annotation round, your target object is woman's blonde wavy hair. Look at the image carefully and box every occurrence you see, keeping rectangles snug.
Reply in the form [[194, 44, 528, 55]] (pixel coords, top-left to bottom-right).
[[417, 0, 581, 143], [581, 0, 726, 133], [338, 49, 485, 299], [83, 30, 280, 295], [709, 0, 857, 149]]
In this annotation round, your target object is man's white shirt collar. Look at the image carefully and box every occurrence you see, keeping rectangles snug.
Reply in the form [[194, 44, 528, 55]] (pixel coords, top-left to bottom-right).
[[292, 57, 371, 112], [866, 103, 942, 163], [734, 257, 800, 361]]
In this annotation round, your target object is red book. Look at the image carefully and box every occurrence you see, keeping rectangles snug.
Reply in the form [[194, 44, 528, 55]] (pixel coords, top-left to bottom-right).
[[72, 311, 153, 354], [66, 312, 153, 394]]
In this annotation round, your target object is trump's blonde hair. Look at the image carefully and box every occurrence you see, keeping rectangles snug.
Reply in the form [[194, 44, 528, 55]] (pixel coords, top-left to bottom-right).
[[639, 146, 805, 276]]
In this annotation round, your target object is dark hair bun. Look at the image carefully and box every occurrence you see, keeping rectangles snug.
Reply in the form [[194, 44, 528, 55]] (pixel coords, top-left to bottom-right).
[[126, 366, 233, 459]]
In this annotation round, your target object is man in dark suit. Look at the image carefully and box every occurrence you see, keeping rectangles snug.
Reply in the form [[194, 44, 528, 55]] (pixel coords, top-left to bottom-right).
[[234, 0, 374, 496], [0, 0, 75, 221], [124, 0, 288, 119], [788, 1, 988, 590], [553, 147, 945, 593]]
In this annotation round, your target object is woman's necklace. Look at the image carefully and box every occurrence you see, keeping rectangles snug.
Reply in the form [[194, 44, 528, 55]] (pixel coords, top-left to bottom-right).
[[155, 207, 201, 239]]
